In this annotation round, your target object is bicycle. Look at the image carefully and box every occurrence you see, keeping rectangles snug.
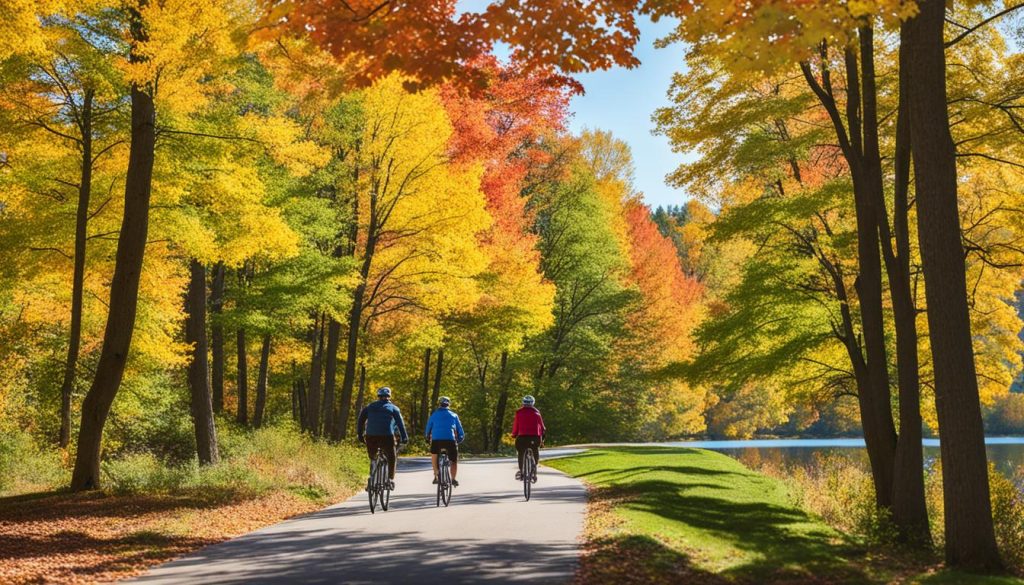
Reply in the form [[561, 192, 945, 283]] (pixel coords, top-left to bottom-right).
[[522, 447, 537, 501], [367, 447, 392, 514], [436, 448, 453, 507]]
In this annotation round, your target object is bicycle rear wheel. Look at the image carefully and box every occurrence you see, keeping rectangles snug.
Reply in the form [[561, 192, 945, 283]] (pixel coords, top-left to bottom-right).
[[368, 460, 378, 514], [523, 452, 534, 501], [436, 453, 447, 507], [441, 461, 452, 507], [376, 457, 390, 512]]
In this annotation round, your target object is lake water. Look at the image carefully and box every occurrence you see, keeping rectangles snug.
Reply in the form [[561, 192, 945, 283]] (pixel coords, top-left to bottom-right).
[[662, 437, 1024, 478]]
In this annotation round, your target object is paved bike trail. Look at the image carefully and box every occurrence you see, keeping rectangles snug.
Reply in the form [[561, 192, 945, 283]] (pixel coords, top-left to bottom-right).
[[129, 454, 587, 584]]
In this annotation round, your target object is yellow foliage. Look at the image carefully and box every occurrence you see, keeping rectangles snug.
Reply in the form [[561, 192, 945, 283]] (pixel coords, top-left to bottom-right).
[[359, 76, 491, 338]]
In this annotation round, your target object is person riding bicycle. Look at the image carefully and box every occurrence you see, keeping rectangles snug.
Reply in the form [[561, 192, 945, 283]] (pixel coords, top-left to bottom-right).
[[356, 386, 409, 490], [425, 396, 465, 488], [511, 395, 545, 482]]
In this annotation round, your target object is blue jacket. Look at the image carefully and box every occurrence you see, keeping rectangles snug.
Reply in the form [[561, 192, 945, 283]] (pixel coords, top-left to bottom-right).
[[357, 399, 408, 442], [425, 407, 465, 443]]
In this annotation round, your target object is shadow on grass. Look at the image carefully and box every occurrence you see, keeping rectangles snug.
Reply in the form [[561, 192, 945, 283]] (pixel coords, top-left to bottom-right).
[[574, 449, 877, 584], [577, 533, 732, 585], [916, 570, 1024, 585]]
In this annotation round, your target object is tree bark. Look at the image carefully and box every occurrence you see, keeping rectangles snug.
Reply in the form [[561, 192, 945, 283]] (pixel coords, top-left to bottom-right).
[[307, 314, 325, 436], [418, 348, 432, 434], [353, 362, 367, 426], [886, 26, 930, 545], [236, 328, 248, 425], [844, 45, 899, 514], [296, 378, 307, 429], [903, 1, 1001, 570], [322, 319, 341, 438], [70, 15, 157, 489], [336, 221, 379, 440], [209, 262, 225, 414], [186, 260, 218, 465], [475, 352, 489, 451], [430, 348, 444, 409], [801, 42, 898, 513], [292, 380, 298, 422], [59, 88, 94, 449], [491, 351, 511, 451], [254, 333, 271, 428]]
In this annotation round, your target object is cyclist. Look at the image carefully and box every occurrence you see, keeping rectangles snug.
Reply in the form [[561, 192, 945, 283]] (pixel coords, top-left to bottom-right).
[[511, 395, 545, 482], [425, 396, 465, 487], [356, 386, 409, 490]]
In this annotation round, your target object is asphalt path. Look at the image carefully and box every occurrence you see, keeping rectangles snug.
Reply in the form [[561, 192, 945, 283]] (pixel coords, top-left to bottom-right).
[[129, 452, 587, 584]]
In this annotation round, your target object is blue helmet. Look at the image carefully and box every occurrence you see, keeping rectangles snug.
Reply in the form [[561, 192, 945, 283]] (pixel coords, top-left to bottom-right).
[[522, 395, 535, 406], [439, 396, 451, 407], [377, 386, 392, 399]]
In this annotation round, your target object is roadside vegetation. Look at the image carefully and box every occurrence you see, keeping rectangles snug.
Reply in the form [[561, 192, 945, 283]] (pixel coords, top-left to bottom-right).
[[0, 424, 364, 583], [548, 448, 1024, 585]]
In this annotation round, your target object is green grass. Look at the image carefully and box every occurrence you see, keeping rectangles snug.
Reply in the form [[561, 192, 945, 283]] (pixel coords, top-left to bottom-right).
[[546, 447, 1024, 585]]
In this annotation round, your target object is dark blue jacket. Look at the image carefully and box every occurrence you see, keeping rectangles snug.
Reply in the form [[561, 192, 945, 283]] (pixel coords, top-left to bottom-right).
[[357, 399, 408, 442]]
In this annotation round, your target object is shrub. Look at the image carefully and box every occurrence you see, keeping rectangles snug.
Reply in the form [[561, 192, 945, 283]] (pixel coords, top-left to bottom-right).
[[746, 452, 897, 545], [100, 423, 363, 503], [101, 453, 187, 495], [0, 430, 64, 495]]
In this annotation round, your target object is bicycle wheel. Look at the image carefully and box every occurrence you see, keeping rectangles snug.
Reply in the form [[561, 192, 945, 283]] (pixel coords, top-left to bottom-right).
[[523, 452, 534, 501], [441, 460, 452, 507], [368, 460, 378, 514], [436, 453, 446, 507], [376, 457, 390, 512]]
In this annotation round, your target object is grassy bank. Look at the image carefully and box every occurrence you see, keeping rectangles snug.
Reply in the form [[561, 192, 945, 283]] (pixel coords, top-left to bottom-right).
[[0, 425, 365, 583], [546, 447, 1023, 585]]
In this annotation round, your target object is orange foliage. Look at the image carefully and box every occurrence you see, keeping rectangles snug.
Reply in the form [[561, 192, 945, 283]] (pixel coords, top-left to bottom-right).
[[622, 199, 703, 361], [268, 0, 642, 90]]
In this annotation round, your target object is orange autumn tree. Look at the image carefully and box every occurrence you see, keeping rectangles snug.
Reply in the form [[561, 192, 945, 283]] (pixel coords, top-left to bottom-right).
[[266, 0, 643, 89], [621, 200, 705, 437]]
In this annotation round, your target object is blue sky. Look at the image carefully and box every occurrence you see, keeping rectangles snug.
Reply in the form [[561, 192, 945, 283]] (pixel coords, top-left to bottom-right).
[[458, 1, 694, 210], [566, 15, 693, 210]]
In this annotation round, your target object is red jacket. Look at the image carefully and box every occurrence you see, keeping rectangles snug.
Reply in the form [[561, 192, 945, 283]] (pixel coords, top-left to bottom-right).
[[512, 406, 546, 438]]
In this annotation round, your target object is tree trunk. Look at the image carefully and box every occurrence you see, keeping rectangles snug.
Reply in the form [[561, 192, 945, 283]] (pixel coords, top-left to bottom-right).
[[291, 380, 298, 422], [209, 262, 225, 414], [237, 328, 248, 425], [322, 319, 341, 438], [296, 378, 307, 428], [418, 348, 432, 433], [491, 351, 510, 451], [845, 46, 899, 515], [336, 228, 379, 440], [802, 43, 898, 513], [886, 27, 930, 545], [353, 362, 367, 426], [70, 36, 157, 490], [186, 260, 218, 465], [254, 333, 270, 428], [903, 1, 1001, 570], [475, 352, 489, 450], [59, 88, 94, 449], [430, 348, 444, 409], [307, 314, 325, 436]]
